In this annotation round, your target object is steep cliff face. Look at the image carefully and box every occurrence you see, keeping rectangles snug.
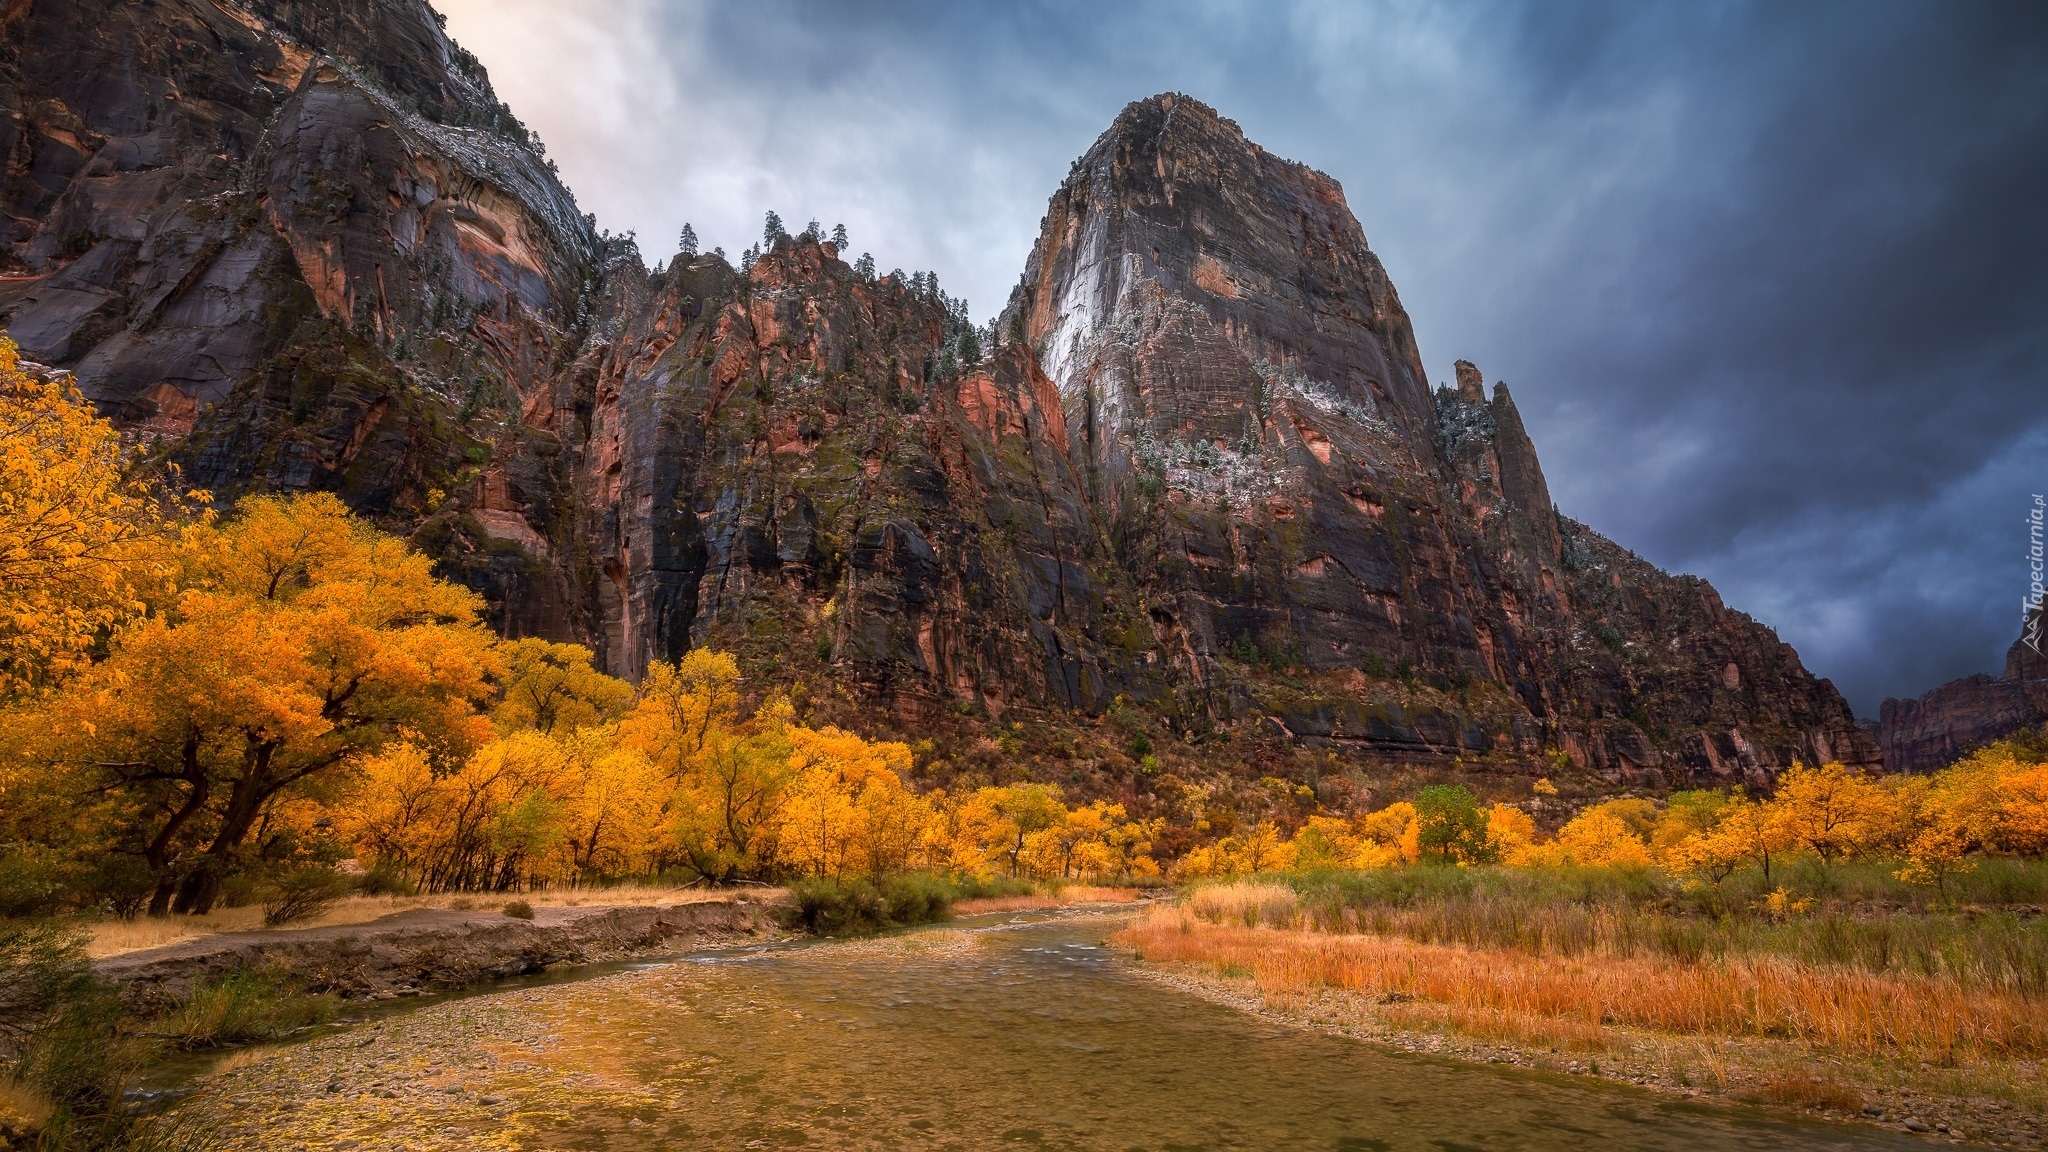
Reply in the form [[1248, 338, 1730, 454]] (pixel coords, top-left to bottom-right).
[[0, 0, 594, 621], [554, 238, 1168, 729], [1001, 95, 1874, 781], [0, 2, 1877, 790]]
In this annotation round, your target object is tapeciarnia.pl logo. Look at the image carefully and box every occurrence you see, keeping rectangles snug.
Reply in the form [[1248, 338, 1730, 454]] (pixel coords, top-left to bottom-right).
[[2028, 494, 2045, 656]]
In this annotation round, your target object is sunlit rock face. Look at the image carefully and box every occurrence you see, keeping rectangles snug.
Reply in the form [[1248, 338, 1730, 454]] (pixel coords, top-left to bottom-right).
[[0, 0, 1874, 785]]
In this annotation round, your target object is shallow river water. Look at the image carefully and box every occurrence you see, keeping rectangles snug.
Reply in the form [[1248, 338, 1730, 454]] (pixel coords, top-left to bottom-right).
[[177, 909, 1934, 1151]]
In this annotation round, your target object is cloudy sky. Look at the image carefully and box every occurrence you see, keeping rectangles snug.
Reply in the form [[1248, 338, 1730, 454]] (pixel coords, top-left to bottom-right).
[[435, 0, 2048, 717]]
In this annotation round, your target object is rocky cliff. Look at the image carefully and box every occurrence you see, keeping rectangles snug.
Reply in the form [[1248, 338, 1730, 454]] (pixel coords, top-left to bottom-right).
[[0, 1, 1877, 792], [1878, 608, 2048, 772]]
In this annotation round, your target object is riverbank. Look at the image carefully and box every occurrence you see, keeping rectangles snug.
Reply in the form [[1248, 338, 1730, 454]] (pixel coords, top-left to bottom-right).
[[96, 895, 783, 1010], [160, 907, 1931, 1152], [1114, 892, 2046, 1149]]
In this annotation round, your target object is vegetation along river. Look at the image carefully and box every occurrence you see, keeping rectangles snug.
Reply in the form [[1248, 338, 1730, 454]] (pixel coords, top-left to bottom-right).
[[166, 909, 1937, 1150]]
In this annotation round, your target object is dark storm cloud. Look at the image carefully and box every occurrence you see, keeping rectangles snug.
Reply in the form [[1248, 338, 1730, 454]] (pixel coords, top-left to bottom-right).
[[436, 0, 2048, 715]]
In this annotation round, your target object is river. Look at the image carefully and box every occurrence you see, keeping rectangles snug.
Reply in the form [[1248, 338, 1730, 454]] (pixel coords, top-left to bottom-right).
[[170, 908, 1933, 1150]]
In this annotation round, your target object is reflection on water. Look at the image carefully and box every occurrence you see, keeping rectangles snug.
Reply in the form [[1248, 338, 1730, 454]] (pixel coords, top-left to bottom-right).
[[189, 910, 1927, 1150]]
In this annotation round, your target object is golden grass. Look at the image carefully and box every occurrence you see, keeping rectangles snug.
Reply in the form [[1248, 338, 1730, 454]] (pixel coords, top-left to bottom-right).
[[1183, 882, 1298, 927], [1379, 999, 1611, 1054], [1752, 1069, 1864, 1113], [952, 886, 1142, 915], [1117, 899, 2048, 1066], [0, 1079, 52, 1130], [84, 884, 752, 958]]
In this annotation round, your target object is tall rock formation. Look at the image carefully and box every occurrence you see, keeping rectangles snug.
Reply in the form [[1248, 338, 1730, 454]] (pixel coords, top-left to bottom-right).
[[1001, 95, 1874, 781], [1878, 606, 2048, 772], [0, 0, 1876, 791]]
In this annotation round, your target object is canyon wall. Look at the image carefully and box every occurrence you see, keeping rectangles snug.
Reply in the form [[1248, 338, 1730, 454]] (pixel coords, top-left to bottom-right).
[[0, 1, 1879, 786]]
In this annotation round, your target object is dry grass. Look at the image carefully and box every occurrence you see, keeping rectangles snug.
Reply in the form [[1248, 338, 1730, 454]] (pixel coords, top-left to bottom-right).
[[1379, 999, 1611, 1054], [953, 886, 1143, 915], [1118, 895, 2048, 1067], [84, 884, 747, 958], [1752, 1069, 1865, 1113], [1183, 882, 1298, 927], [0, 1078, 52, 1130]]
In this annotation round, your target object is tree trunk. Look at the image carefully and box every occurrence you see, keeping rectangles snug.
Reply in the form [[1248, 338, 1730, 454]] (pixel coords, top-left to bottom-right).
[[174, 738, 282, 914], [145, 730, 210, 918]]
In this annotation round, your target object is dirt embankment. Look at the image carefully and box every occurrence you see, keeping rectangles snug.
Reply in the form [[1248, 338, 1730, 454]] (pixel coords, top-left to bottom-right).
[[95, 898, 782, 1010]]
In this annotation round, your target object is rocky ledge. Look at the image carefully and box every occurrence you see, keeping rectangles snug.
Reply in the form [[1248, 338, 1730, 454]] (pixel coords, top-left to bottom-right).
[[95, 899, 782, 1010]]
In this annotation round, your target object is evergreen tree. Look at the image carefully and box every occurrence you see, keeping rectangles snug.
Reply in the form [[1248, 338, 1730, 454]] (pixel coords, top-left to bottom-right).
[[803, 218, 821, 241], [831, 223, 849, 248], [956, 327, 981, 366], [855, 252, 876, 279], [763, 211, 786, 247], [678, 223, 698, 258]]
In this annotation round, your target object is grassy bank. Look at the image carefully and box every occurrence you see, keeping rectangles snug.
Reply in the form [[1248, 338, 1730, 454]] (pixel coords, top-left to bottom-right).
[[0, 922, 334, 1150], [1116, 869, 2048, 1146], [779, 873, 1146, 935]]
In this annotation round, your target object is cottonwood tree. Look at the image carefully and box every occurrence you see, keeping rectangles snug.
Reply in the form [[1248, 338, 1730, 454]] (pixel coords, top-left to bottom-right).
[[492, 638, 632, 735], [33, 494, 497, 914], [0, 339, 190, 695]]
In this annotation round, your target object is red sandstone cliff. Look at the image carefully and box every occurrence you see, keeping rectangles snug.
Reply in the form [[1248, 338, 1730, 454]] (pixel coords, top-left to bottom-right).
[[0, 3, 1878, 787]]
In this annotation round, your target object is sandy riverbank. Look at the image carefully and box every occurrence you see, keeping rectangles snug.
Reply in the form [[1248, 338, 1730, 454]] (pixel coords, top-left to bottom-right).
[[96, 895, 783, 1009]]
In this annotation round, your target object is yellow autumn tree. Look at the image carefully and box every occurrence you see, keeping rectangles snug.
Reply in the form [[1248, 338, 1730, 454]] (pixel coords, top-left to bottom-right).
[[1770, 762, 1894, 867], [26, 493, 497, 914], [952, 783, 1069, 877], [773, 725, 923, 879], [1516, 807, 1651, 869], [493, 639, 633, 734], [670, 709, 796, 882], [1483, 803, 1537, 860], [0, 337, 191, 695], [1290, 814, 1365, 870], [617, 647, 742, 778], [1175, 820, 1296, 879], [1358, 801, 1420, 865], [1995, 764, 2048, 856], [1649, 789, 1730, 862], [554, 727, 666, 880]]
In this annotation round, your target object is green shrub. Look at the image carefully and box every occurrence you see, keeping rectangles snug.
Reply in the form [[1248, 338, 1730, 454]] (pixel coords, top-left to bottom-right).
[[155, 970, 335, 1050], [355, 861, 417, 897], [260, 867, 352, 926], [502, 900, 534, 920], [878, 873, 952, 926], [946, 874, 1034, 901], [0, 847, 71, 919], [85, 855, 157, 921], [0, 922, 218, 1150], [783, 877, 889, 935], [781, 871, 971, 936]]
